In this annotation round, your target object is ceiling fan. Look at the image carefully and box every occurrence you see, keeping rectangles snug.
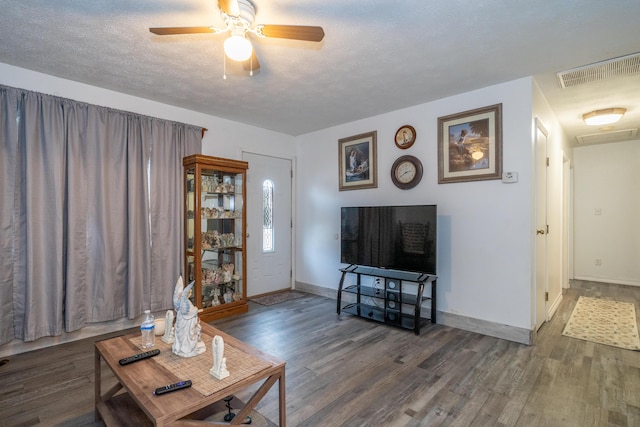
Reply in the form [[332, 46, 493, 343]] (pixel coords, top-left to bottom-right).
[[149, 0, 325, 74]]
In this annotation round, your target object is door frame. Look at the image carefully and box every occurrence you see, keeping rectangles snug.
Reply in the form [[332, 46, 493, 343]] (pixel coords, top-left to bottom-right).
[[562, 153, 573, 287], [533, 118, 549, 332], [240, 148, 297, 291]]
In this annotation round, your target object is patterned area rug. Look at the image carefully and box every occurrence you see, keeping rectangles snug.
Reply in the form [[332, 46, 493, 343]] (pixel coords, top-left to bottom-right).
[[250, 291, 306, 306], [562, 296, 640, 350]]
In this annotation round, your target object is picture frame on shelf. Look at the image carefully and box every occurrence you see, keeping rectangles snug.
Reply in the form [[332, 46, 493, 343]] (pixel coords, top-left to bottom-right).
[[437, 103, 502, 183], [338, 130, 378, 191]]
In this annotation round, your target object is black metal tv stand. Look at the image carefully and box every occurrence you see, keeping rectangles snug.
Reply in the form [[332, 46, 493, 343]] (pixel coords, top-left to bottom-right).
[[336, 265, 437, 335]]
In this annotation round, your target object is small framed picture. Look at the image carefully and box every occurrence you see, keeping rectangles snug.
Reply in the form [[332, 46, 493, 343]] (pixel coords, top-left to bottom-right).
[[395, 125, 416, 149], [438, 104, 502, 183], [338, 131, 377, 191]]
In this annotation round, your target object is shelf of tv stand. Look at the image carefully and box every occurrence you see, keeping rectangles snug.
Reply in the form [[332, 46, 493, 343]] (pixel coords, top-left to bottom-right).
[[342, 284, 426, 306], [341, 303, 425, 331], [337, 265, 436, 335]]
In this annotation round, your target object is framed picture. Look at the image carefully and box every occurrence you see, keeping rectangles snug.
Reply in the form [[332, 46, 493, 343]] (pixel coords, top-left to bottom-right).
[[438, 104, 502, 183], [395, 125, 416, 149], [338, 131, 377, 191]]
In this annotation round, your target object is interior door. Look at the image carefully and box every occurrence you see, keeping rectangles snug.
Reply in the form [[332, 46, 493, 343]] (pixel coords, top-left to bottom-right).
[[242, 152, 292, 297], [534, 119, 549, 331]]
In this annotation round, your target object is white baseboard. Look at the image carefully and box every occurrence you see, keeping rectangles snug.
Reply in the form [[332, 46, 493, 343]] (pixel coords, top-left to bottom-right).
[[573, 276, 640, 287], [0, 317, 140, 358], [547, 292, 563, 321], [436, 311, 532, 345]]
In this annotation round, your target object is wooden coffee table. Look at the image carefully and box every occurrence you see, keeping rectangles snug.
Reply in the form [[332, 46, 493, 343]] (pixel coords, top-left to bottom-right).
[[95, 322, 286, 426]]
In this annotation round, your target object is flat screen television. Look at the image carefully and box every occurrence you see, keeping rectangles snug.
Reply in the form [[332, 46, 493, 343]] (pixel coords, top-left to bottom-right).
[[340, 205, 437, 275]]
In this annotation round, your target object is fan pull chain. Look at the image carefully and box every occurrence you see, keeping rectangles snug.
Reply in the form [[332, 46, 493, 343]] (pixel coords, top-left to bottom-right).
[[223, 55, 227, 80]]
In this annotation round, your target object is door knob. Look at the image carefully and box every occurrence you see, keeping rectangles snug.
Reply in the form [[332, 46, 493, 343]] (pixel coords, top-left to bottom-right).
[[536, 229, 545, 235]]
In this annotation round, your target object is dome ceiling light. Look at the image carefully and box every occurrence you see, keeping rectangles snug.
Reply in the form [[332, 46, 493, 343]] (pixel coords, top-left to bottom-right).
[[582, 108, 627, 126]]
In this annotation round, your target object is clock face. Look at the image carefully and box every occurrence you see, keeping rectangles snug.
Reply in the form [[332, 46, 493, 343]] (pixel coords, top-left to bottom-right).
[[395, 161, 416, 183], [391, 155, 423, 189]]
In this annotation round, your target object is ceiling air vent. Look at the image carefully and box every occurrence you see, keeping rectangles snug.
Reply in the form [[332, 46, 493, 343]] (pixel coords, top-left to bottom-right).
[[575, 128, 638, 145], [557, 52, 640, 88]]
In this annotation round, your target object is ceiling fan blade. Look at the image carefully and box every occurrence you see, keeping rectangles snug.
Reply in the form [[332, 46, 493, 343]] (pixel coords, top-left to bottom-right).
[[259, 25, 325, 42], [242, 50, 260, 72], [218, 0, 240, 16], [149, 27, 218, 35]]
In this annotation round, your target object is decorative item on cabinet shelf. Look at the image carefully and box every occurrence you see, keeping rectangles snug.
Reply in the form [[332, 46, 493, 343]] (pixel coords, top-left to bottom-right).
[[202, 284, 243, 308], [201, 207, 240, 219], [203, 263, 236, 285], [202, 231, 237, 249], [201, 175, 236, 193], [201, 175, 218, 192]]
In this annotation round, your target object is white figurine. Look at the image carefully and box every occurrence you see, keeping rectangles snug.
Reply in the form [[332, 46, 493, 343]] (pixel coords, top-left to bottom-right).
[[210, 335, 230, 380], [161, 309, 175, 344], [172, 276, 206, 358]]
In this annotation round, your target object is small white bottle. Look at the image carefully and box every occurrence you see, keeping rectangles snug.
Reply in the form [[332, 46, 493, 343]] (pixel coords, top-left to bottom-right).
[[140, 310, 155, 348]]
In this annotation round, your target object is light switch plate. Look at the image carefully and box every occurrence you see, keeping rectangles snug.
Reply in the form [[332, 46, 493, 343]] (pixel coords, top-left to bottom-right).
[[502, 171, 518, 183]]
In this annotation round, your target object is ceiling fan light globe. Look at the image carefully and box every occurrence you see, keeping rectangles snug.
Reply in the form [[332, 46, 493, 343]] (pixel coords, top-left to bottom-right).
[[224, 35, 253, 62]]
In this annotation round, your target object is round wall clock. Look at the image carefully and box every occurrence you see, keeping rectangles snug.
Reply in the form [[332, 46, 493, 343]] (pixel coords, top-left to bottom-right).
[[391, 155, 423, 189], [394, 125, 416, 149]]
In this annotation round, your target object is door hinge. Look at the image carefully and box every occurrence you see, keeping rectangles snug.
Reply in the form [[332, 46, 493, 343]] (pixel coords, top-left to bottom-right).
[[546, 157, 549, 167], [546, 224, 549, 234], [545, 292, 549, 301]]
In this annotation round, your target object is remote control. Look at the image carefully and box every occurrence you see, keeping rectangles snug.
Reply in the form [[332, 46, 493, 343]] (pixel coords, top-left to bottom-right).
[[118, 349, 160, 365], [153, 380, 192, 396]]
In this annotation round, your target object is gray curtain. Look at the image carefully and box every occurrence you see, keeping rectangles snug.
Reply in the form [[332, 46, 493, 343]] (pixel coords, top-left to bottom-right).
[[0, 85, 201, 344]]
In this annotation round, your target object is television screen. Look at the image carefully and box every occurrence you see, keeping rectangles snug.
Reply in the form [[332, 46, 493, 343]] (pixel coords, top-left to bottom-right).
[[341, 205, 437, 275]]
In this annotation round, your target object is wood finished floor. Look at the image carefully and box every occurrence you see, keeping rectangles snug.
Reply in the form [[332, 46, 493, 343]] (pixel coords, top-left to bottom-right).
[[1, 280, 639, 426]]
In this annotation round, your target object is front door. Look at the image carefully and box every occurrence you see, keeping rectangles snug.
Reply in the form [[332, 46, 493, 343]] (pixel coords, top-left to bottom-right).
[[242, 152, 292, 297]]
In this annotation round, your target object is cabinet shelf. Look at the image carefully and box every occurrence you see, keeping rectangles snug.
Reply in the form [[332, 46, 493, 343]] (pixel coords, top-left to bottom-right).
[[202, 246, 243, 252], [337, 265, 436, 335], [203, 191, 238, 197]]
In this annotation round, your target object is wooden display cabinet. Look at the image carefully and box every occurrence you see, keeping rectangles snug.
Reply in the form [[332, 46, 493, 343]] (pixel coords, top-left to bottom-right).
[[183, 154, 248, 322]]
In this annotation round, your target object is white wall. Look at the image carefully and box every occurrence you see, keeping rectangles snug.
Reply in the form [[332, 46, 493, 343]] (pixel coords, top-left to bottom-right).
[[0, 63, 295, 161], [573, 139, 640, 286], [294, 78, 536, 336]]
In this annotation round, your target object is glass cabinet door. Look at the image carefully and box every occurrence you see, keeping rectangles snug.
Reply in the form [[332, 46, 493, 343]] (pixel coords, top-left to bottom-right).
[[185, 168, 196, 291], [200, 169, 244, 307]]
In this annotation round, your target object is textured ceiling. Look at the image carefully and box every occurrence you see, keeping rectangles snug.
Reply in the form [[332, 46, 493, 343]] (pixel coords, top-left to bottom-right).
[[1, 0, 639, 142]]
